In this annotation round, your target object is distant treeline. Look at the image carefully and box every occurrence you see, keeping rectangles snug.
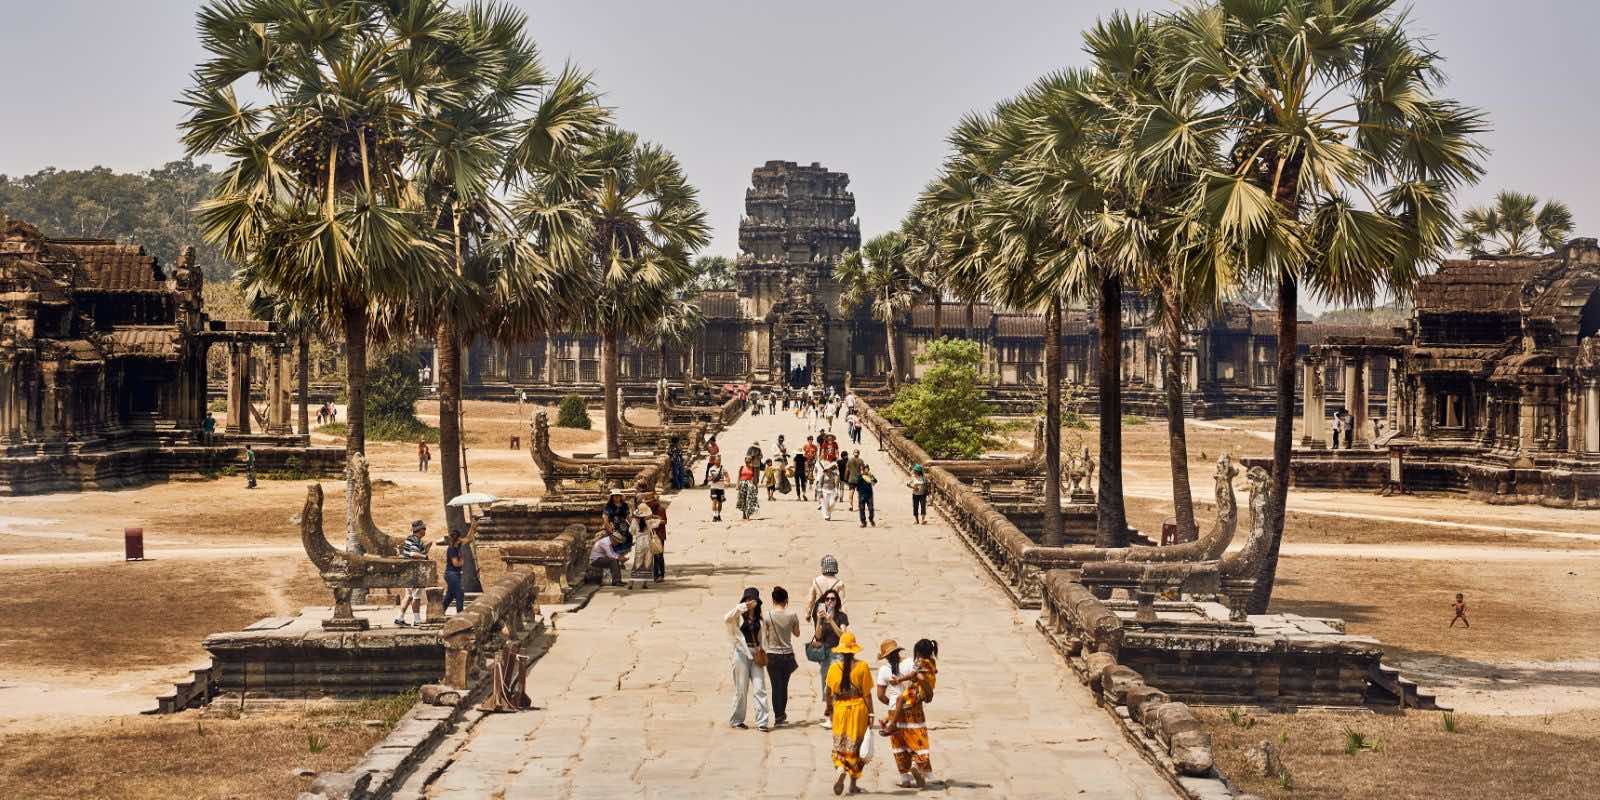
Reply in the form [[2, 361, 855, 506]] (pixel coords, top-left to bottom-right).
[[0, 159, 235, 280]]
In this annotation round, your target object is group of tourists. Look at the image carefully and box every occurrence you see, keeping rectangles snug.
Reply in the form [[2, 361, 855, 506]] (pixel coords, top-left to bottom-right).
[[588, 485, 669, 586], [393, 518, 467, 626], [1329, 407, 1354, 449], [726, 556, 940, 794], [314, 402, 338, 426]]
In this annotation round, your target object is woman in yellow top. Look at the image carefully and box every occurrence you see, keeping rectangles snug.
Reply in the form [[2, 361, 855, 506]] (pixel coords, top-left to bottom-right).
[[825, 630, 875, 795]]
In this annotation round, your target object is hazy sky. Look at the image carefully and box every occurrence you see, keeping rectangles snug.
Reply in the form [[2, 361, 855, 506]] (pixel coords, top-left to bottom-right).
[[3, 0, 1595, 308]]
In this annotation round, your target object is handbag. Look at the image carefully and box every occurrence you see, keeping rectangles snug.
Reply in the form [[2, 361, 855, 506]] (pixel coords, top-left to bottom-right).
[[753, 645, 768, 667], [858, 727, 875, 762]]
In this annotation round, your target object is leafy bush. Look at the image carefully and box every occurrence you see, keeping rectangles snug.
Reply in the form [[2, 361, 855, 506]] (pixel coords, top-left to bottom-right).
[[557, 394, 591, 429], [884, 339, 995, 459], [338, 348, 438, 443]]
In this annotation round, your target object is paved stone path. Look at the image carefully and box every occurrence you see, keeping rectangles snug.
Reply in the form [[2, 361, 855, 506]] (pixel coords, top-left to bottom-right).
[[424, 406, 1175, 799]]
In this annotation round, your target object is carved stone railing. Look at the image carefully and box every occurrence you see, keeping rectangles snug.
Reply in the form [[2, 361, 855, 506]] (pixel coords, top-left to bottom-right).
[[1037, 574, 1216, 778], [619, 396, 707, 457], [439, 568, 540, 689], [657, 380, 744, 430], [300, 484, 437, 630], [530, 410, 662, 496], [859, 400, 1249, 608], [496, 523, 587, 603]]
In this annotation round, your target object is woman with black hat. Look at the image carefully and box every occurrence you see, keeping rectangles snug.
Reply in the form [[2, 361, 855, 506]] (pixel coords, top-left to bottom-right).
[[723, 587, 771, 731]]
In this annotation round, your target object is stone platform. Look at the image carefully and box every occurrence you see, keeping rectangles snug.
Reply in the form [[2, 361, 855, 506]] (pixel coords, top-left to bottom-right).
[[0, 435, 344, 495], [203, 605, 445, 700]]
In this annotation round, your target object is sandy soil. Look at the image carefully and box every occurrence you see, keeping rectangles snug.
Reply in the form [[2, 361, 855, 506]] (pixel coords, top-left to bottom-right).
[[0, 400, 604, 731]]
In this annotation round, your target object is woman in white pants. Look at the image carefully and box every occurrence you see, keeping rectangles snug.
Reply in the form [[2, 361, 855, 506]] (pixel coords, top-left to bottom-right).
[[725, 587, 771, 730], [816, 462, 840, 520]]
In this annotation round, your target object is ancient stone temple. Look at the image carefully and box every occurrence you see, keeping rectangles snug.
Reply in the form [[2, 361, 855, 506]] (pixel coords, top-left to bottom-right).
[[457, 160, 1384, 416], [1288, 238, 1600, 506], [0, 218, 339, 493]]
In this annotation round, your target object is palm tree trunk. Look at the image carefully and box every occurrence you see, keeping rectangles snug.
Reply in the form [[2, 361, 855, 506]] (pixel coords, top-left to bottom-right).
[[1249, 274, 1297, 614], [884, 315, 900, 390], [603, 329, 621, 458], [296, 332, 310, 436], [1162, 286, 1198, 541], [1096, 274, 1128, 547], [966, 300, 976, 338], [437, 320, 466, 532], [1042, 296, 1064, 547], [341, 299, 367, 562], [342, 300, 367, 457], [932, 294, 943, 340]]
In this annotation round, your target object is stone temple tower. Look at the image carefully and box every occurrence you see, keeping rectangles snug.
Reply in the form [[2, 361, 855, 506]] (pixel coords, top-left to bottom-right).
[[736, 161, 860, 385]]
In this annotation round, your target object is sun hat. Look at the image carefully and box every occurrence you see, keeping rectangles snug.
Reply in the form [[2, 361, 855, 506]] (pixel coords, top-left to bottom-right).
[[912, 464, 923, 473], [820, 554, 839, 575], [631, 504, 653, 518], [608, 488, 625, 497], [877, 639, 903, 661], [834, 631, 863, 655]]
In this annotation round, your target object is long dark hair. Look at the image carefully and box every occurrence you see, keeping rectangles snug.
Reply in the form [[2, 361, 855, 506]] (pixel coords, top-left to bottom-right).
[[913, 638, 939, 661], [887, 648, 902, 675], [837, 652, 857, 696], [739, 587, 762, 642]]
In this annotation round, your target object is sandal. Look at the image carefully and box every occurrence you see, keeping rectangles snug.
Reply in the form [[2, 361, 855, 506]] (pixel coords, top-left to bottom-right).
[[833, 772, 847, 796]]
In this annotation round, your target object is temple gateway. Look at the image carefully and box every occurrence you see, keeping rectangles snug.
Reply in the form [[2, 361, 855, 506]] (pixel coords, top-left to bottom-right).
[[459, 160, 1391, 416]]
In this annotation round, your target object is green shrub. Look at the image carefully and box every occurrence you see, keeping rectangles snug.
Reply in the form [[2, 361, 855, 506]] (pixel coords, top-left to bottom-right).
[[557, 394, 591, 429], [884, 339, 995, 459], [1121, 414, 1144, 427], [207, 397, 227, 413]]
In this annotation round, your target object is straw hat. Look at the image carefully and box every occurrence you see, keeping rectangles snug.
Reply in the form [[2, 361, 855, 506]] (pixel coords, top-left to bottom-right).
[[834, 631, 863, 655], [877, 639, 903, 661], [630, 505, 654, 519]]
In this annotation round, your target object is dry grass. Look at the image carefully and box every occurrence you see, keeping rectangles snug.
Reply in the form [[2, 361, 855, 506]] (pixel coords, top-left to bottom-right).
[[0, 696, 412, 800], [1269, 556, 1600, 662], [1201, 707, 1600, 800], [0, 558, 327, 671]]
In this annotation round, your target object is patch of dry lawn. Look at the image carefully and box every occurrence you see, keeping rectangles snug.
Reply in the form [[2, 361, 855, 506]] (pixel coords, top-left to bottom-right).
[[0, 697, 409, 800], [1201, 707, 1600, 800]]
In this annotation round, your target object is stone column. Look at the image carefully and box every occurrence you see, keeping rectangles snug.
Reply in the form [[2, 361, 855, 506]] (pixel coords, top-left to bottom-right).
[[1301, 356, 1324, 448], [1518, 387, 1536, 452], [1387, 355, 1400, 431], [1345, 351, 1368, 446], [225, 342, 242, 434], [266, 345, 284, 433], [238, 343, 254, 435], [1585, 380, 1600, 453]]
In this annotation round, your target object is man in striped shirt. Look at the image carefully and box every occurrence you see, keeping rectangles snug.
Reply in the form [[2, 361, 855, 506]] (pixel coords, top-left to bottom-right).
[[396, 520, 430, 627]]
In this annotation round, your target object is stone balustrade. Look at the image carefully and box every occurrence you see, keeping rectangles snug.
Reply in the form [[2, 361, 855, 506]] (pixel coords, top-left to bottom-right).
[[496, 524, 588, 603], [440, 569, 541, 690]]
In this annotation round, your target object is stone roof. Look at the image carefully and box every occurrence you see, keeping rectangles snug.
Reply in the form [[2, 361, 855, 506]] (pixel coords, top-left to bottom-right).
[[692, 290, 740, 320], [107, 327, 181, 358], [907, 302, 994, 331], [1300, 324, 1393, 346], [54, 241, 168, 292], [1414, 259, 1546, 313]]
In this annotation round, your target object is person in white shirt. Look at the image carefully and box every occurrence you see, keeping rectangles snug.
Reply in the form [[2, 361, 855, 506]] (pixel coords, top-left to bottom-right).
[[724, 587, 771, 731], [816, 462, 840, 520]]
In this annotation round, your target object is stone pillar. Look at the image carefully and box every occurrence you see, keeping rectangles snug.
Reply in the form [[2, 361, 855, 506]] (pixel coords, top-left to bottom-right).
[[1387, 355, 1400, 431], [238, 343, 254, 435], [1185, 352, 1198, 391], [266, 345, 284, 433], [225, 342, 242, 434], [1301, 356, 1324, 448], [1518, 387, 1536, 452], [1344, 352, 1368, 446], [1585, 380, 1600, 453]]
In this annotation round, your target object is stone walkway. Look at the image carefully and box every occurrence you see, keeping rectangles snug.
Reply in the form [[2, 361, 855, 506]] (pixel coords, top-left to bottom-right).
[[424, 406, 1175, 799]]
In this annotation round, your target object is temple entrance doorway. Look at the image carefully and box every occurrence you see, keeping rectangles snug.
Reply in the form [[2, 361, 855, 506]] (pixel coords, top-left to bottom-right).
[[785, 351, 815, 387]]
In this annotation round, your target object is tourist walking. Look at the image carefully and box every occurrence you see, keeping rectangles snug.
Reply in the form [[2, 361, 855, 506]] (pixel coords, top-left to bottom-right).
[[856, 463, 877, 527], [817, 462, 841, 520], [808, 587, 849, 724], [763, 586, 802, 726], [704, 435, 721, 482], [396, 520, 429, 626], [794, 445, 811, 500], [243, 444, 257, 489], [763, 458, 780, 500], [880, 639, 939, 788], [725, 587, 772, 731], [707, 462, 728, 522], [826, 631, 875, 795], [907, 464, 930, 524], [640, 487, 668, 582], [843, 450, 860, 511], [418, 440, 431, 472], [442, 528, 466, 614], [737, 456, 760, 520]]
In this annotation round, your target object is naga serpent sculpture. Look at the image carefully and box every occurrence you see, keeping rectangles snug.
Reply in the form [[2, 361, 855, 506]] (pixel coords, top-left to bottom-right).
[[301, 482, 437, 630]]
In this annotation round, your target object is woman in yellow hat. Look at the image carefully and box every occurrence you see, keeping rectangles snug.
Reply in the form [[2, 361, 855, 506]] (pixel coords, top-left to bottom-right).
[[825, 630, 874, 794]]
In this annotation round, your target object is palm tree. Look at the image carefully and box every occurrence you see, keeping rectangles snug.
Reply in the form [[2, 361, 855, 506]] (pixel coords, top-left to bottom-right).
[[517, 128, 710, 458], [1455, 190, 1574, 256], [180, 0, 454, 466], [648, 296, 706, 381], [1148, 0, 1487, 612], [837, 232, 918, 390], [407, 4, 608, 529], [901, 205, 950, 340]]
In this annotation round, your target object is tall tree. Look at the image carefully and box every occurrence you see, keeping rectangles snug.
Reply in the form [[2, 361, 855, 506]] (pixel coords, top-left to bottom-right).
[[181, 0, 455, 471], [406, 2, 607, 530], [1148, 0, 1486, 612], [691, 254, 738, 291], [837, 232, 918, 390], [1455, 190, 1574, 256], [517, 128, 710, 458], [901, 205, 950, 340]]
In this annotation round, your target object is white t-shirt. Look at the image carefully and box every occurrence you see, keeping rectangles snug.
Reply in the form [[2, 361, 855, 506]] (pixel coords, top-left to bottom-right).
[[876, 660, 915, 709]]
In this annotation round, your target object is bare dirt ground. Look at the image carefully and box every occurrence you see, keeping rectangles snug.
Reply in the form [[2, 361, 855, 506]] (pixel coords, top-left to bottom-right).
[[1199, 706, 1600, 800], [0, 400, 603, 734]]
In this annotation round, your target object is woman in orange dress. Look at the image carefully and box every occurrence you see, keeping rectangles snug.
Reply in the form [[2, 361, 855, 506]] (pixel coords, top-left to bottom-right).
[[880, 638, 938, 788], [825, 631, 875, 795]]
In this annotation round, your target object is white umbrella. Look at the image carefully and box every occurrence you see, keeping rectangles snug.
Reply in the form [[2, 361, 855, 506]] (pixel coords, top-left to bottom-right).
[[447, 492, 499, 507]]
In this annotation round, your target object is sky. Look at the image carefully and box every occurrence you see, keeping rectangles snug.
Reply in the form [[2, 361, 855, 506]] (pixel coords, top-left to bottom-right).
[[3, 0, 1596, 311]]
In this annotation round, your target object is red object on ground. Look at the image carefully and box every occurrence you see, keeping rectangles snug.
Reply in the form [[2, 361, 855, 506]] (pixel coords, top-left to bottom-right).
[[125, 527, 144, 560]]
